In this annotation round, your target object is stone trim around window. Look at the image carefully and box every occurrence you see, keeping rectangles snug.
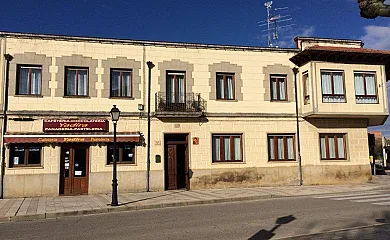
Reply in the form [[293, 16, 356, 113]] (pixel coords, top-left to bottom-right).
[[55, 55, 98, 97], [158, 59, 194, 93], [9, 52, 51, 97], [263, 64, 294, 102], [101, 57, 142, 99], [209, 62, 243, 101]]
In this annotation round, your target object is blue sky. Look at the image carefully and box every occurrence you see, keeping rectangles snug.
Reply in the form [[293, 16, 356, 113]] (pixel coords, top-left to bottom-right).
[[1, 0, 390, 133]]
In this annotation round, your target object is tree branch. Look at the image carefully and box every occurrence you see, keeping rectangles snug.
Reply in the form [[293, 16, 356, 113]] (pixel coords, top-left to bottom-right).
[[358, 0, 390, 19]]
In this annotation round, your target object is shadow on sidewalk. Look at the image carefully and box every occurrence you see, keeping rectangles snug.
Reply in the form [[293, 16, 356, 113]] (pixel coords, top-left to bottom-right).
[[117, 190, 186, 206]]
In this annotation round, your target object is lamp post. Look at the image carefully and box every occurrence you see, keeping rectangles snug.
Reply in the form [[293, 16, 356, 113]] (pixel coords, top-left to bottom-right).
[[293, 67, 303, 186], [110, 105, 120, 206], [146, 61, 155, 192]]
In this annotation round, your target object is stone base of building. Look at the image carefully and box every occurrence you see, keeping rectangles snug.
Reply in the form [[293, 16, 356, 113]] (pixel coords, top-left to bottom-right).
[[190, 165, 372, 189]]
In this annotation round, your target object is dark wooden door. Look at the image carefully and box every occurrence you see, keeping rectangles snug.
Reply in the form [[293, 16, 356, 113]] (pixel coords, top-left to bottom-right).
[[60, 145, 89, 195], [167, 145, 177, 190]]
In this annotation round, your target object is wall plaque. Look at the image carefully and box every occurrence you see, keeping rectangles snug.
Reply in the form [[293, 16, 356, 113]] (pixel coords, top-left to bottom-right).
[[43, 119, 108, 132]]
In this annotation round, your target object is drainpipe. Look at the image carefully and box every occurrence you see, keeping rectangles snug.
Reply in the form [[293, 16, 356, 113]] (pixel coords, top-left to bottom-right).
[[146, 61, 155, 192], [1, 54, 13, 198], [293, 67, 303, 186]]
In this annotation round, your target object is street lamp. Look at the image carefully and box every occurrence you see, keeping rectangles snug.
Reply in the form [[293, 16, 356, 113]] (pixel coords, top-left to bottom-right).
[[110, 105, 120, 206]]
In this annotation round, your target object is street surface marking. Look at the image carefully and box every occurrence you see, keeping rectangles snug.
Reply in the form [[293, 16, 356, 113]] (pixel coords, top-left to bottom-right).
[[333, 193, 390, 201], [313, 191, 384, 199]]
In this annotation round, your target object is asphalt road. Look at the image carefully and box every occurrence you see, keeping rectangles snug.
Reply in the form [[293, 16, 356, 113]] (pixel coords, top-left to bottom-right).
[[1, 191, 390, 240]]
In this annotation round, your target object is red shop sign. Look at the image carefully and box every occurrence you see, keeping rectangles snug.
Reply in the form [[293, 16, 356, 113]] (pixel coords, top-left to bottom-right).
[[43, 119, 108, 132]]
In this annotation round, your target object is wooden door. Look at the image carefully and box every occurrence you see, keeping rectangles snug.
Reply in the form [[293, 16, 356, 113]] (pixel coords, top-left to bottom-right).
[[167, 145, 177, 190], [60, 145, 89, 195]]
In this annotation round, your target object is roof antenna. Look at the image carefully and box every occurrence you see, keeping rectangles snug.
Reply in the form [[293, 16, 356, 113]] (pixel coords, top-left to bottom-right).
[[258, 1, 295, 48]]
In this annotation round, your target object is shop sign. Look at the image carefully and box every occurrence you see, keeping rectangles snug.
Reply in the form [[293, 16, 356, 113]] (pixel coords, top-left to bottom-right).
[[4, 136, 139, 144], [43, 119, 108, 132]]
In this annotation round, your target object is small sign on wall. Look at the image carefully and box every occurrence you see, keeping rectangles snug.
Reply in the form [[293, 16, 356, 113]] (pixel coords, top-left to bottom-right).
[[192, 137, 199, 145]]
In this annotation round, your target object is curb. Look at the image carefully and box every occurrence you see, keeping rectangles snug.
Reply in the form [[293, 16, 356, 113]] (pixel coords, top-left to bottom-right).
[[1, 185, 389, 223]]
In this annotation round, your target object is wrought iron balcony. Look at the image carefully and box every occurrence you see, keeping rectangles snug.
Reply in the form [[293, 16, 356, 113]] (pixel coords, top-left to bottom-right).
[[155, 92, 206, 117]]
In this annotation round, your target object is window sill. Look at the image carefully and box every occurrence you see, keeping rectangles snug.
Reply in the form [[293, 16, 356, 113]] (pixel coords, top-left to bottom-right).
[[355, 102, 379, 104], [215, 99, 238, 102], [270, 100, 289, 103], [14, 95, 43, 98], [320, 159, 349, 162], [268, 160, 297, 163], [63, 96, 91, 99], [109, 97, 135, 100], [212, 161, 245, 164], [9, 166, 43, 169], [106, 163, 136, 166]]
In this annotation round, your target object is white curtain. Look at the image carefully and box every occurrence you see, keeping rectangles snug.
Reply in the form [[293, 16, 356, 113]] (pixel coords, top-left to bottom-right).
[[355, 73, 377, 103], [111, 71, 120, 96], [328, 137, 335, 159], [287, 137, 294, 159], [271, 80, 277, 100], [122, 72, 131, 97], [213, 137, 220, 161], [277, 137, 284, 160], [233, 137, 241, 160], [226, 76, 233, 99], [305, 74, 310, 103], [269, 137, 274, 160], [167, 75, 175, 103], [223, 137, 230, 160], [322, 72, 345, 103], [18, 68, 29, 94], [366, 74, 376, 95], [66, 70, 76, 95], [354, 73, 365, 96], [279, 79, 286, 100], [320, 137, 327, 159], [31, 68, 41, 95], [337, 137, 345, 159], [217, 76, 224, 99], [177, 75, 185, 103], [78, 70, 88, 96]]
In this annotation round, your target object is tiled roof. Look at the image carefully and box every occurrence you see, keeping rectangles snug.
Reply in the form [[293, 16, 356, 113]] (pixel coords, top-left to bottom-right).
[[306, 45, 390, 55]]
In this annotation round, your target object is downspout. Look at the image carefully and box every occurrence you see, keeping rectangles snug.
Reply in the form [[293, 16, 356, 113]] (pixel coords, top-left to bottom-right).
[[293, 67, 303, 186], [146, 61, 155, 192], [1, 53, 13, 198]]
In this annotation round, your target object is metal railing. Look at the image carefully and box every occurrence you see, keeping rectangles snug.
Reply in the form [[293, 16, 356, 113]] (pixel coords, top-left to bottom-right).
[[155, 92, 206, 113]]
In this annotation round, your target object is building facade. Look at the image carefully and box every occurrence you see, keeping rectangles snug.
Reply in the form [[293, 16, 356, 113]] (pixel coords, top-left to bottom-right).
[[0, 32, 389, 198]]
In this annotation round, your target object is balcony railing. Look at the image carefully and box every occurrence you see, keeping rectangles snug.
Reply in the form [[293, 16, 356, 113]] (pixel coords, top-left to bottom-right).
[[155, 92, 206, 114]]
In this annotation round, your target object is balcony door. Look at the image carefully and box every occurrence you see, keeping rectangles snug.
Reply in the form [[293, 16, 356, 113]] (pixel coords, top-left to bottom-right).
[[166, 72, 186, 111]]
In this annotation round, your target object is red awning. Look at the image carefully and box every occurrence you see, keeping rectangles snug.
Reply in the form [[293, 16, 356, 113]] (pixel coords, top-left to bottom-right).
[[4, 133, 141, 144]]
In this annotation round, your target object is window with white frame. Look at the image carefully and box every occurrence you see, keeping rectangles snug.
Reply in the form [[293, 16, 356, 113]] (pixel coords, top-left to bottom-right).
[[321, 71, 345, 103], [354, 72, 377, 104]]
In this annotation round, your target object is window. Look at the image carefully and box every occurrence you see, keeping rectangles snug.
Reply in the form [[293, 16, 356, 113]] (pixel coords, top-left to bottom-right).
[[212, 134, 242, 162], [110, 69, 132, 97], [107, 143, 136, 164], [167, 71, 185, 103], [321, 71, 345, 103], [9, 144, 42, 167], [65, 67, 88, 96], [354, 72, 377, 104], [320, 134, 346, 160], [17, 65, 42, 95], [216, 73, 235, 100], [268, 135, 295, 161], [302, 72, 310, 105], [270, 75, 287, 101]]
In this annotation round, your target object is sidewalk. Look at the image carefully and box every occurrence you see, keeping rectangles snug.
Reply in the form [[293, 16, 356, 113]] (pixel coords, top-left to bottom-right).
[[1, 177, 389, 223]]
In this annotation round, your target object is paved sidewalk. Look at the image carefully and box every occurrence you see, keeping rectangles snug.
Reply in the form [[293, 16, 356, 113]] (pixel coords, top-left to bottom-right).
[[0, 178, 389, 223]]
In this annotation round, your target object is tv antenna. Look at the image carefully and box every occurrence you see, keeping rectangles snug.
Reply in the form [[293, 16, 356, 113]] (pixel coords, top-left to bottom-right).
[[258, 1, 295, 48]]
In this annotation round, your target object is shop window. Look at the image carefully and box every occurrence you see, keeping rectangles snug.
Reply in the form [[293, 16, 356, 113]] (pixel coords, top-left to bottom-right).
[[110, 69, 133, 98], [65, 67, 88, 96], [268, 134, 295, 161], [9, 144, 42, 167], [16, 65, 42, 95], [216, 73, 235, 100], [320, 134, 347, 160], [107, 143, 136, 164], [270, 75, 287, 101], [212, 134, 243, 162]]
